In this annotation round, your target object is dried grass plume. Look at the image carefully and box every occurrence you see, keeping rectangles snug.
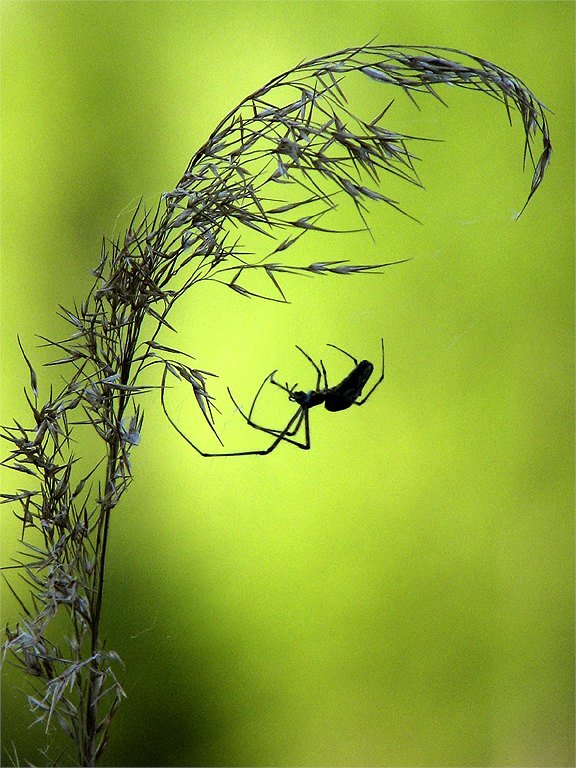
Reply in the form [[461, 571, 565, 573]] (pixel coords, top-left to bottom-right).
[[2, 43, 551, 766]]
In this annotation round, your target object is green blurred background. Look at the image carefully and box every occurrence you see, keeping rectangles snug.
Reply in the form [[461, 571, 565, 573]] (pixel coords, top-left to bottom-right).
[[1, 2, 573, 765]]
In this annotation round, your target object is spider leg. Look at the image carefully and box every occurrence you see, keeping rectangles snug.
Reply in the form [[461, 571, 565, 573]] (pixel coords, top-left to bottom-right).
[[221, 406, 308, 455], [254, 406, 312, 451], [229, 384, 296, 437], [269, 374, 296, 397], [160, 371, 228, 456], [247, 369, 277, 423], [243, 372, 301, 439], [252, 406, 312, 453], [161, 364, 225, 446], [327, 343, 359, 366], [295, 345, 323, 390], [160, 365, 294, 456], [228, 387, 310, 447], [298, 406, 312, 450], [354, 337, 385, 405], [320, 359, 329, 390], [161, 345, 324, 456], [164, 384, 308, 457]]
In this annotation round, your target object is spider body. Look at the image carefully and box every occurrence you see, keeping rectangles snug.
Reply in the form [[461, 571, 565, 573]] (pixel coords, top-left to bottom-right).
[[288, 358, 374, 412], [322, 359, 374, 412], [290, 388, 326, 409]]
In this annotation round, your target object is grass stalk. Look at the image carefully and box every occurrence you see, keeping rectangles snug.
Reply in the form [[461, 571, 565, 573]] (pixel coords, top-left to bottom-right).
[[1, 42, 551, 766]]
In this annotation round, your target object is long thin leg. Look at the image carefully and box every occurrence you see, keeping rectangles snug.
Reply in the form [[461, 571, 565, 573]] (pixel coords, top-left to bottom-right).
[[161, 345, 323, 456], [229, 389, 311, 449], [327, 343, 359, 366], [163, 382, 308, 456], [267, 345, 324, 400], [239, 375, 304, 440], [354, 337, 385, 405], [295, 346, 323, 391], [161, 363, 306, 456], [229, 347, 322, 448], [247, 370, 277, 423], [269, 375, 297, 399], [300, 407, 312, 450], [161, 364, 225, 446], [320, 359, 329, 390]]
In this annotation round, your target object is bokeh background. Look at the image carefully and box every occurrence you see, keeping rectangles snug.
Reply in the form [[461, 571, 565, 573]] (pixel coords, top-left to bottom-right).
[[1, 2, 573, 766]]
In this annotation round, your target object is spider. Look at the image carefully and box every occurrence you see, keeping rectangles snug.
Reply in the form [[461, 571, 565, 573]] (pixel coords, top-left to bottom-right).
[[163, 339, 384, 457]]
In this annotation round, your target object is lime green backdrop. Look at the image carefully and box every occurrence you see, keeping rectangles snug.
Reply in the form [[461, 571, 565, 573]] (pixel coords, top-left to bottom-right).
[[1, 2, 573, 766]]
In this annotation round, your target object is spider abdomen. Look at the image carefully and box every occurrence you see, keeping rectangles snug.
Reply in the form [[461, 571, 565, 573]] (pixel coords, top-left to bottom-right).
[[324, 360, 374, 411]]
